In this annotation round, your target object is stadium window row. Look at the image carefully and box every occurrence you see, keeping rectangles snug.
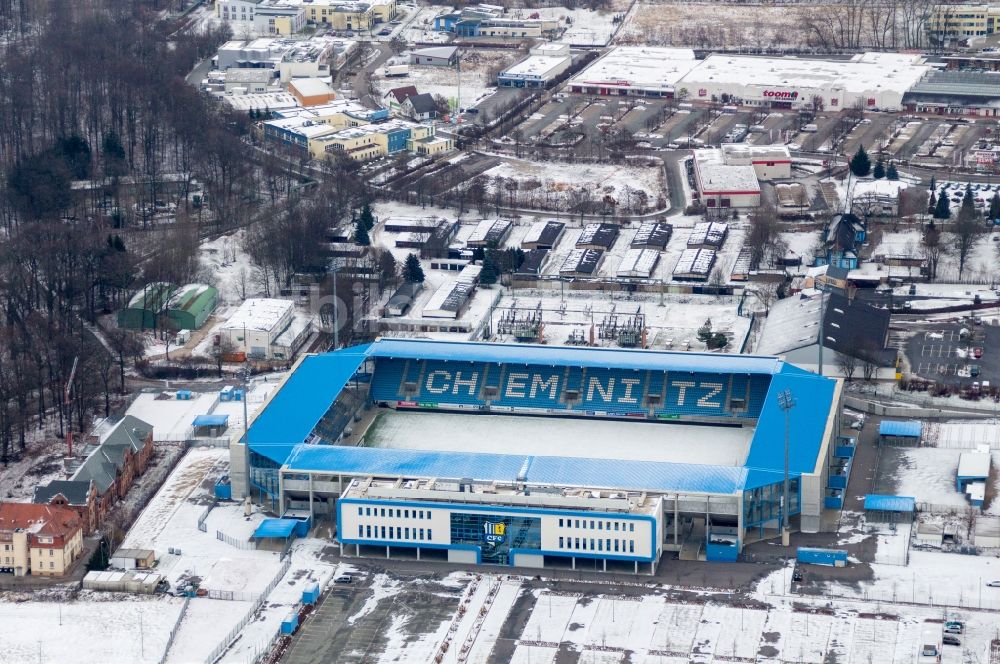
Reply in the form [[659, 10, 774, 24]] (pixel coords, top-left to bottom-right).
[[558, 518, 635, 533], [558, 536, 635, 554], [357, 506, 432, 520], [358, 524, 433, 541]]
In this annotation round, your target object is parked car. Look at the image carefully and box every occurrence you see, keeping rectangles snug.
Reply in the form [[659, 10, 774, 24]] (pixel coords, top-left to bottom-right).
[[943, 620, 964, 634], [973, 347, 983, 358], [987, 580, 1000, 587], [942, 634, 961, 646], [970, 365, 981, 377], [334, 574, 353, 584]]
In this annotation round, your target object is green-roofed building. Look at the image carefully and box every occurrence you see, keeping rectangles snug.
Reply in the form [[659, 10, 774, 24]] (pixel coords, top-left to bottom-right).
[[117, 282, 177, 330], [165, 283, 219, 330]]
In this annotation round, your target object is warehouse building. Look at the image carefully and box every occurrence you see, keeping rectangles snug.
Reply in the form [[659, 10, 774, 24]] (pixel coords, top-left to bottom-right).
[[466, 218, 513, 248], [165, 284, 219, 331], [616, 248, 660, 279], [576, 223, 619, 250], [687, 221, 729, 249], [231, 339, 843, 572], [692, 149, 761, 209], [570, 48, 930, 110], [118, 282, 176, 330], [755, 291, 896, 379], [568, 47, 698, 97], [630, 222, 672, 249], [409, 46, 459, 67], [720, 144, 792, 180], [498, 43, 572, 88], [672, 248, 716, 281], [220, 298, 312, 360], [560, 248, 604, 276], [521, 220, 565, 250], [902, 70, 1000, 117]]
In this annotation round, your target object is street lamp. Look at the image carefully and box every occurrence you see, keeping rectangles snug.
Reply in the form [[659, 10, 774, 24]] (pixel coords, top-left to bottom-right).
[[777, 388, 796, 547]]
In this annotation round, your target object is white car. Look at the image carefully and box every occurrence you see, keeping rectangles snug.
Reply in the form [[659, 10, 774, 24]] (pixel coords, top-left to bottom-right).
[[988, 580, 1000, 587]]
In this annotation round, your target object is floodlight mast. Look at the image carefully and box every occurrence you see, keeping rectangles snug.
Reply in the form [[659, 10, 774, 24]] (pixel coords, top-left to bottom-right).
[[777, 389, 795, 547]]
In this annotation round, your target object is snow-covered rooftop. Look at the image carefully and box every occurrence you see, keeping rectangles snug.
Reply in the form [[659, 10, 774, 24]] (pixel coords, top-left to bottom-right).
[[570, 46, 698, 91], [221, 298, 294, 333], [501, 54, 571, 79], [681, 52, 930, 95], [693, 149, 759, 194]]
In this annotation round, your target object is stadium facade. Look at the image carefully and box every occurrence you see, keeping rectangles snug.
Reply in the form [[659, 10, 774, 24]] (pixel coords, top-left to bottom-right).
[[232, 339, 843, 572]]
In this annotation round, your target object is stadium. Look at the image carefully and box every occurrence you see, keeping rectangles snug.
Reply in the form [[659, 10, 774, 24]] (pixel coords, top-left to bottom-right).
[[232, 339, 843, 573]]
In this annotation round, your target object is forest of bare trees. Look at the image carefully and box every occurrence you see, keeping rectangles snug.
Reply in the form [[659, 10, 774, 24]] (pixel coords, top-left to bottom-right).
[[0, 0, 276, 463]]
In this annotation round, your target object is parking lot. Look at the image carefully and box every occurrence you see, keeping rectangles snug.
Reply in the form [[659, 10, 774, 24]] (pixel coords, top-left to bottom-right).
[[903, 323, 999, 384]]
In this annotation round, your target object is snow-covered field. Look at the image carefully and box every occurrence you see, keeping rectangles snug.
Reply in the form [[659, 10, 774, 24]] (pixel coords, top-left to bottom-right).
[[481, 158, 665, 209], [364, 410, 753, 465], [615, 2, 808, 48], [0, 596, 184, 664]]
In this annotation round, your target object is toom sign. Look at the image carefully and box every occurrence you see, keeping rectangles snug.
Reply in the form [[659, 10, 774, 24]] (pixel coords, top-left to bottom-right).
[[763, 90, 799, 100]]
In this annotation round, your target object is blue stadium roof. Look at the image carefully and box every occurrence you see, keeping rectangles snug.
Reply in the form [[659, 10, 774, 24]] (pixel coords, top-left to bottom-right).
[[247, 346, 371, 464], [249, 340, 839, 494], [367, 338, 786, 375], [879, 420, 922, 438], [285, 445, 753, 495], [864, 494, 916, 512], [743, 371, 837, 487], [253, 518, 298, 539]]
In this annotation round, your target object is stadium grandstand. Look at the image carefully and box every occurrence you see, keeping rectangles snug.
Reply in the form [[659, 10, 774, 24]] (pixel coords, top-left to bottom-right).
[[231, 339, 843, 573]]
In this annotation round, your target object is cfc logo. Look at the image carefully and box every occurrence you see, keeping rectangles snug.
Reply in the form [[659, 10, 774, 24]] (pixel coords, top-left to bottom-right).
[[483, 521, 507, 543]]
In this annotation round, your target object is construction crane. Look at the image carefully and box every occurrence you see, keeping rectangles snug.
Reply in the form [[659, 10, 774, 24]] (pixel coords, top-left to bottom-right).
[[64, 356, 78, 458]]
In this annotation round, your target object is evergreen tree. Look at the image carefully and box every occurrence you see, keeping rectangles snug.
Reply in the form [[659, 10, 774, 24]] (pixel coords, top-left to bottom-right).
[[929, 175, 936, 192], [933, 187, 951, 220], [989, 191, 1000, 221], [479, 258, 498, 286], [959, 183, 977, 221], [886, 163, 899, 180], [928, 190, 937, 215], [404, 253, 425, 283], [696, 318, 713, 343], [873, 158, 885, 179], [359, 202, 375, 231], [849, 145, 871, 177], [354, 218, 370, 245]]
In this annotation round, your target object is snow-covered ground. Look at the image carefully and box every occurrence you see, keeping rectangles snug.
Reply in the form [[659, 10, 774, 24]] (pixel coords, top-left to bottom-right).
[[480, 157, 665, 211], [123, 383, 275, 442], [890, 446, 970, 508], [364, 410, 753, 465], [199, 230, 257, 306], [0, 596, 184, 664], [514, 584, 1000, 663]]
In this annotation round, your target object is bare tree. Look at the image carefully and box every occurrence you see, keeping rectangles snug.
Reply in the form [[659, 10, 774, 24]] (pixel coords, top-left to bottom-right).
[[837, 351, 859, 381]]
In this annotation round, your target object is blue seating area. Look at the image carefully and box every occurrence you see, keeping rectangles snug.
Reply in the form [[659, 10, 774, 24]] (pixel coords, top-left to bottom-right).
[[371, 358, 772, 421]]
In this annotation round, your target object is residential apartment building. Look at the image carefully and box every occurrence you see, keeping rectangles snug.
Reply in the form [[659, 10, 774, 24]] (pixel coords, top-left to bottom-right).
[[218, 0, 396, 34], [0, 503, 84, 577], [310, 120, 451, 161], [927, 4, 1000, 39], [31, 416, 155, 534]]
